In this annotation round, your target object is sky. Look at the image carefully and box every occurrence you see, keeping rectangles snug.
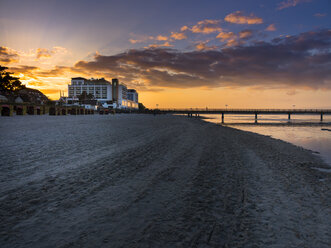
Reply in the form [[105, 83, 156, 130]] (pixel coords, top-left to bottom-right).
[[0, 0, 331, 108]]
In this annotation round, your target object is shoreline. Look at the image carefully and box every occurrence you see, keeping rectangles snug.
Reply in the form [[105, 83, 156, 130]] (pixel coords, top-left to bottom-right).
[[0, 114, 330, 247], [195, 115, 331, 166]]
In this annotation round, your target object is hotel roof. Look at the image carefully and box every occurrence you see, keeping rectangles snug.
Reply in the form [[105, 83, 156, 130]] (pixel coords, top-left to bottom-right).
[[71, 77, 87, 80]]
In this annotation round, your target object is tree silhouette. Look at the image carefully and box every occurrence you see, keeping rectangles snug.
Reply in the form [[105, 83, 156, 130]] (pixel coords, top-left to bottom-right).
[[0, 66, 26, 92], [78, 91, 94, 103], [138, 102, 146, 111]]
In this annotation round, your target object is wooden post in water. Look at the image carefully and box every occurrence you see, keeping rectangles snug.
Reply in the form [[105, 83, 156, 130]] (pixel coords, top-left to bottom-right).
[[288, 113, 291, 121], [320, 113, 323, 122], [255, 113, 258, 123], [221, 112, 224, 123]]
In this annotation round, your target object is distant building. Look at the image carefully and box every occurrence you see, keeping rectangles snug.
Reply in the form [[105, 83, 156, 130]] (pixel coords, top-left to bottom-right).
[[67, 77, 139, 109], [68, 77, 112, 101], [127, 89, 138, 103]]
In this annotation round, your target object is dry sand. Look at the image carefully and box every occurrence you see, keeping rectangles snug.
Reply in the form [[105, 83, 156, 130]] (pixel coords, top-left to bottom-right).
[[0, 114, 330, 247]]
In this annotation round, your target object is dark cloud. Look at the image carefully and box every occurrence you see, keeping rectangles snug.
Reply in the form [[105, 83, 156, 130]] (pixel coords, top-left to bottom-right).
[[73, 29, 331, 90], [0, 46, 19, 64], [8, 65, 38, 73]]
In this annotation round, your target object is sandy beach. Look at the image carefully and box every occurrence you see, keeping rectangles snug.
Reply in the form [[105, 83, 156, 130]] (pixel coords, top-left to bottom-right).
[[0, 114, 330, 247]]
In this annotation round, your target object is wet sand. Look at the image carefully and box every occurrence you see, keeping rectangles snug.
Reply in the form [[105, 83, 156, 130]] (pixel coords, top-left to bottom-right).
[[0, 114, 330, 247]]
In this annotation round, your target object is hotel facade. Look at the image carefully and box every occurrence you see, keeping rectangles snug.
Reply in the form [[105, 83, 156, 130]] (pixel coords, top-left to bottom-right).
[[68, 77, 138, 109]]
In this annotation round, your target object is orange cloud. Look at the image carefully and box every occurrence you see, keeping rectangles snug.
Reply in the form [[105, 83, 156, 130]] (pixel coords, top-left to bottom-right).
[[191, 20, 222, 34], [36, 48, 52, 59], [180, 26, 189, 32], [266, 24, 276, 31], [225, 39, 239, 47], [224, 11, 263, 24], [0, 46, 19, 64], [36, 46, 68, 59], [195, 41, 218, 51], [156, 35, 168, 41], [170, 32, 187, 40], [146, 42, 173, 48], [216, 31, 236, 41], [239, 30, 253, 39], [128, 34, 155, 44], [129, 39, 141, 44]]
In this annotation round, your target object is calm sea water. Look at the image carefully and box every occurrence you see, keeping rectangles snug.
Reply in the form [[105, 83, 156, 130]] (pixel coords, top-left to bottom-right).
[[201, 114, 331, 166]]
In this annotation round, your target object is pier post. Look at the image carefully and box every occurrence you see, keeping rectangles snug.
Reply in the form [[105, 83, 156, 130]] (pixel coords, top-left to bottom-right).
[[22, 105, 27, 115], [221, 113, 224, 123], [49, 107, 56, 115], [288, 113, 291, 121], [43, 106, 49, 115], [255, 113, 258, 123], [36, 107, 41, 115], [320, 113, 323, 122]]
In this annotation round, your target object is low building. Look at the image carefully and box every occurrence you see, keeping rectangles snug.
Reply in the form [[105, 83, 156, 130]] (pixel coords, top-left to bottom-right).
[[68, 77, 138, 110]]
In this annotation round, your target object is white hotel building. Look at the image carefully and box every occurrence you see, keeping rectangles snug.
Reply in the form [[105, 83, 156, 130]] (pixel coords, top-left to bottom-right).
[[68, 77, 138, 109]]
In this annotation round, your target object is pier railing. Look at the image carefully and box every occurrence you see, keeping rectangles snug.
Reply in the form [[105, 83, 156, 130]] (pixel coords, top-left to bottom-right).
[[158, 108, 331, 123], [159, 108, 331, 114]]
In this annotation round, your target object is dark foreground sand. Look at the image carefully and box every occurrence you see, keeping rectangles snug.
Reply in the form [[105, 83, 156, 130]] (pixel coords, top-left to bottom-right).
[[0, 114, 330, 247]]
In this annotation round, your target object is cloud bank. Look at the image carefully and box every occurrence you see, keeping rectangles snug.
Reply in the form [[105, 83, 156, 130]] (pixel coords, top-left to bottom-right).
[[73, 29, 331, 90]]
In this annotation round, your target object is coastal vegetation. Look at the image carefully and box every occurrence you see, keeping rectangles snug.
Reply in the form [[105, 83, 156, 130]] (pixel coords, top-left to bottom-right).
[[0, 66, 25, 93], [0, 65, 50, 104]]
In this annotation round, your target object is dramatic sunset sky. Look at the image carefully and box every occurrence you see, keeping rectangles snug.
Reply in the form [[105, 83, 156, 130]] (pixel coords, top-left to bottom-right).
[[1, 0, 330, 108]]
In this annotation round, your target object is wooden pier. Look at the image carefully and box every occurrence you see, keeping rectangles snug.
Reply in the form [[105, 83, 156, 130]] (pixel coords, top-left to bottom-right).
[[160, 108, 331, 123]]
